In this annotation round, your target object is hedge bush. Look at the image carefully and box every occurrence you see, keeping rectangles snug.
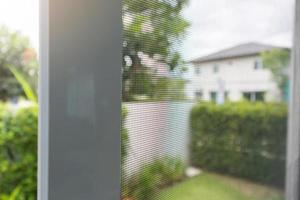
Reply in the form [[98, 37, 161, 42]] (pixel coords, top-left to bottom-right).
[[190, 102, 287, 187], [121, 107, 129, 165], [0, 104, 38, 199], [122, 157, 185, 200]]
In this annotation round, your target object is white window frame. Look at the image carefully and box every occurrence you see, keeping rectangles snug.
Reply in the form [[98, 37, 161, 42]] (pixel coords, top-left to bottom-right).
[[286, 1, 300, 199], [38, 0, 300, 199], [195, 89, 203, 100], [38, 0, 49, 199], [242, 91, 265, 102], [213, 64, 219, 73], [254, 59, 263, 70], [195, 66, 201, 75]]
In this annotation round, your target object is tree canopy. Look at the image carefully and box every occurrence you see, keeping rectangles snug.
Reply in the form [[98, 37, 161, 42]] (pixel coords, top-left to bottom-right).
[[123, 0, 189, 101], [262, 49, 291, 100], [0, 26, 38, 101]]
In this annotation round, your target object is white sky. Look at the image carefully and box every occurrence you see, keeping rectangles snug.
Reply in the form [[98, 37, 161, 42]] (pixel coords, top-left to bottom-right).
[[183, 0, 295, 60], [0, 0, 39, 50], [0, 0, 295, 61]]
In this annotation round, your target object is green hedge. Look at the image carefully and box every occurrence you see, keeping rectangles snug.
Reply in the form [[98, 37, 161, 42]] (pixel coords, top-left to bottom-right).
[[190, 102, 287, 187], [0, 104, 38, 199], [121, 107, 128, 165], [122, 157, 185, 200]]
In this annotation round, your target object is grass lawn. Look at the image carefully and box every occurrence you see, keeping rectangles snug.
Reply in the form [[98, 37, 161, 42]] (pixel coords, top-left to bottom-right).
[[159, 173, 283, 200]]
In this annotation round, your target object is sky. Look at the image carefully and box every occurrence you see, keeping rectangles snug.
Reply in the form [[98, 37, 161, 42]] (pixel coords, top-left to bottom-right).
[[0, 0, 295, 60], [0, 0, 39, 50], [182, 0, 295, 60]]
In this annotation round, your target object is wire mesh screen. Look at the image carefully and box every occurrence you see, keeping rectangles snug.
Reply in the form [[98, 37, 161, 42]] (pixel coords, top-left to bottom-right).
[[121, 0, 192, 199], [121, 0, 290, 199]]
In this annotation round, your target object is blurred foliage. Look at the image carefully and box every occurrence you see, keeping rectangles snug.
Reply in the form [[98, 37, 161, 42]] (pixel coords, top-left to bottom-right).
[[0, 26, 38, 101], [128, 69, 186, 101], [152, 77, 186, 101], [121, 106, 129, 198], [121, 107, 129, 165], [190, 102, 287, 187], [122, 0, 189, 101], [129, 69, 153, 98], [0, 105, 37, 199], [261, 49, 291, 99], [122, 157, 185, 200], [8, 67, 37, 103], [0, 26, 38, 199], [0, 187, 22, 200]]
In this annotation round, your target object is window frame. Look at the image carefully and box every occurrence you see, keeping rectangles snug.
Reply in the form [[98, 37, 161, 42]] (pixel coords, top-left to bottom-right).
[[254, 59, 263, 70], [38, 0, 300, 199], [195, 89, 203, 100], [213, 64, 219, 73], [39, 0, 122, 199], [285, 1, 300, 199], [210, 91, 217, 102], [39, 0, 49, 199], [242, 91, 265, 102], [195, 66, 201, 75]]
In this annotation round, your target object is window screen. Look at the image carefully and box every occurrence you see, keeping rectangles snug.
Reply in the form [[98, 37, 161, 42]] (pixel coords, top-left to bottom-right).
[[122, 1, 191, 199], [122, 0, 291, 199]]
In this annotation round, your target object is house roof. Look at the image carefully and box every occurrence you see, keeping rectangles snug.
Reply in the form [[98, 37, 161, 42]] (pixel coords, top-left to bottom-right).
[[190, 42, 289, 64]]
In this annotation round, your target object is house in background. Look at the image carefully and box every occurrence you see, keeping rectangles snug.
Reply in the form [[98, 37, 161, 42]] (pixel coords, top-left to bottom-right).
[[187, 42, 290, 102]]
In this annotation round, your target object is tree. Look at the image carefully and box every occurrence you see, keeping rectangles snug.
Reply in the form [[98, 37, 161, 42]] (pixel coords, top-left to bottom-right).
[[261, 49, 291, 100], [123, 0, 189, 101], [0, 26, 38, 101], [152, 77, 186, 101], [129, 68, 153, 100]]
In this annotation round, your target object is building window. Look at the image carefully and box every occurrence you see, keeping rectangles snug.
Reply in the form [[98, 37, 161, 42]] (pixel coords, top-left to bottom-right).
[[195, 90, 203, 100], [243, 91, 265, 102], [209, 91, 229, 103], [213, 64, 219, 73], [254, 60, 263, 70], [225, 91, 229, 100], [195, 67, 201, 75], [210, 91, 217, 102]]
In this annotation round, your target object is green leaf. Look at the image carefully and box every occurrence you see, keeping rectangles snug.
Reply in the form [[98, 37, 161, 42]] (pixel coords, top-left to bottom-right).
[[8, 66, 37, 103], [8, 187, 21, 200]]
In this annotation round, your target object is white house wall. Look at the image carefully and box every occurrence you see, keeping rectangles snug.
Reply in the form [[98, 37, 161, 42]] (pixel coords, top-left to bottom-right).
[[188, 56, 281, 102]]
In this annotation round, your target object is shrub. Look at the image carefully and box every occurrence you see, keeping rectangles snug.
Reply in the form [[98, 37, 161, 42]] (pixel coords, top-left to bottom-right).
[[124, 164, 158, 200], [0, 105, 38, 199], [190, 102, 287, 187], [122, 106, 129, 165], [121, 106, 129, 196], [122, 157, 185, 200]]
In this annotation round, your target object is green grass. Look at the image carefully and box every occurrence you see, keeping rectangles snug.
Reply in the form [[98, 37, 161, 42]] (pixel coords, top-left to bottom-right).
[[159, 173, 283, 200]]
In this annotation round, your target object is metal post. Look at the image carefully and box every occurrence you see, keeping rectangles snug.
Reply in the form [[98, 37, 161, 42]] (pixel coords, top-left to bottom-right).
[[286, 1, 300, 199], [39, 0, 122, 199]]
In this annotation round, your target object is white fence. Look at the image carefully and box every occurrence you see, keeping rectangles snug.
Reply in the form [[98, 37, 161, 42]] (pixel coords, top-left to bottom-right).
[[124, 102, 195, 172]]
